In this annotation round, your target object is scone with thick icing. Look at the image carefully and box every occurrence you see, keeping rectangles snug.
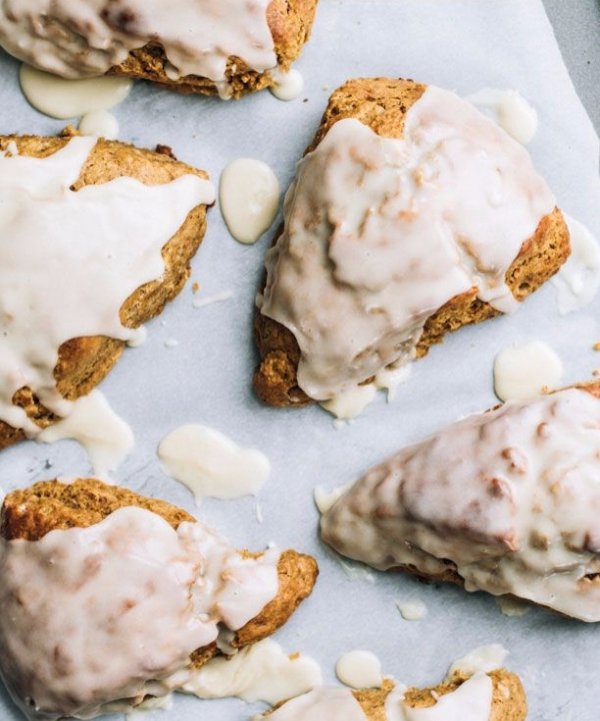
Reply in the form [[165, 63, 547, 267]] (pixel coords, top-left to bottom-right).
[[0, 132, 213, 451], [254, 78, 570, 410], [0, 0, 318, 99], [0, 478, 318, 719], [321, 381, 600, 622]]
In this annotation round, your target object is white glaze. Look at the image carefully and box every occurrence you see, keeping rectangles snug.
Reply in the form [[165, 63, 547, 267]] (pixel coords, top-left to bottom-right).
[[553, 214, 600, 314], [192, 290, 234, 308], [20, 64, 132, 119], [386, 673, 493, 721], [258, 687, 368, 721], [466, 88, 538, 144], [261, 86, 556, 403], [314, 482, 354, 514], [0, 137, 213, 436], [182, 638, 322, 705], [78, 109, 119, 139], [335, 650, 383, 689], [158, 424, 270, 504], [124, 694, 173, 721], [2, 0, 277, 99], [396, 599, 428, 621], [0, 507, 280, 719], [496, 596, 531, 617], [322, 387, 600, 621], [493, 340, 563, 401], [220, 159, 280, 244], [338, 560, 376, 584], [321, 384, 377, 419], [375, 364, 412, 402], [37, 389, 133, 477], [448, 645, 508, 678], [270, 68, 304, 101]]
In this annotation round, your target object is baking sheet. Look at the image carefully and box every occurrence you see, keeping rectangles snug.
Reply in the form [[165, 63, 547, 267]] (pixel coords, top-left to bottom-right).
[[0, 1, 599, 719]]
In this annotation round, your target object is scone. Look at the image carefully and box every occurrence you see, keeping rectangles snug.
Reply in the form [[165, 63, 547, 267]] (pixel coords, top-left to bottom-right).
[[259, 670, 526, 720], [0, 131, 213, 450], [321, 381, 600, 622], [0, 478, 318, 719], [254, 78, 570, 409], [0, 0, 319, 99]]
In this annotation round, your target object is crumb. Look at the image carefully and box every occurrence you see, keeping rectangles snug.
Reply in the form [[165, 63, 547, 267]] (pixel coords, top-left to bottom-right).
[[593, 369, 600, 377], [288, 652, 300, 661], [192, 281, 200, 294], [593, 342, 600, 351], [155, 144, 176, 159], [60, 125, 78, 137]]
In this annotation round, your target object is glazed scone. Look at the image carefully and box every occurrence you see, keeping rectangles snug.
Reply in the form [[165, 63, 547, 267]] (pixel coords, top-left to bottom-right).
[[254, 78, 570, 408], [0, 131, 213, 451], [321, 381, 600, 622], [259, 671, 527, 720], [0, 478, 318, 718], [0, 0, 318, 99]]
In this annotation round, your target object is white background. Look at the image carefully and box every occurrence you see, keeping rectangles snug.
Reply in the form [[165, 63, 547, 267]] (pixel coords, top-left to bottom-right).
[[0, 1, 599, 720]]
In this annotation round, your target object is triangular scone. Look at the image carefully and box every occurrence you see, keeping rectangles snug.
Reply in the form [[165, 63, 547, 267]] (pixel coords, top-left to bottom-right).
[[254, 78, 570, 408], [321, 381, 600, 622], [260, 671, 526, 720], [0, 479, 318, 718], [0, 0, 318, 99], [0, 132, 213, 451]]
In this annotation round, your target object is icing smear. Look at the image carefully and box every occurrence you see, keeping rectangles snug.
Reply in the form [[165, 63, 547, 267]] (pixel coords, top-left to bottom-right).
[[0, 136, 214, 436], [0, 506, 280, 720], [256, 643, 516, 721], [260, 86, 556, 407], [158, 424, 270, 504], [322, 387, 600, 621], [19, 63, 132, 120], [493, 340, 563, 402]]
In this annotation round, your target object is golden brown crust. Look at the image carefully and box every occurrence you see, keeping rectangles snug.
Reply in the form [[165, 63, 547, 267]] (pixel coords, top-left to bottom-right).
[[253, 77, 571, 407], [0, 133, 211, 450], [108, 0, 318, 98], [0, 478, 318, 672], [266, 670, 526, 719]]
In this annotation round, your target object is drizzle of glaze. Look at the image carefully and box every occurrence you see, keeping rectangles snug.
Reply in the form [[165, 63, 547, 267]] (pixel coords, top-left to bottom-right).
[[220, 158, 280, 244], [38, 390, 134, 478], [270, 68, 304, 101], [466, 88, 538, 144], [553, 214, 600, 314], [158, 424, 270, 504], [20, 64, 132, 119], [78, 109, 119, 139], [493, 340, 563, 401]]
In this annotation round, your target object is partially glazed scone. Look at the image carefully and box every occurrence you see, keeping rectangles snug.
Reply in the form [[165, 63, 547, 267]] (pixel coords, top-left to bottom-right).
[[0, 132, 214, 451], [254, 78, 570, 409], [258, 671, 526, 720], [321, 381, 600, 622], [0, 479, 318, 719], [0, 0, 318, 99]]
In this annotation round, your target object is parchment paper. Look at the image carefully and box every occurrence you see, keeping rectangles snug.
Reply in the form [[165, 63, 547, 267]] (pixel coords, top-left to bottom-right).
[[0, 1, 598, 719]]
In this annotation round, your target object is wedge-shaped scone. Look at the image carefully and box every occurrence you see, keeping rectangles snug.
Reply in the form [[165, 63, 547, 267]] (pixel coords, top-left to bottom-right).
[[258, 669, 526, 720], [0, 478, 318, 719], [254, 78, 570, 408], [0, 0, 318, 99], [321, 381, 600, 622], [0, 132, 213, 451]]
